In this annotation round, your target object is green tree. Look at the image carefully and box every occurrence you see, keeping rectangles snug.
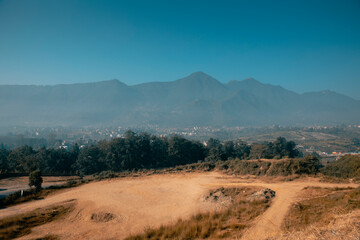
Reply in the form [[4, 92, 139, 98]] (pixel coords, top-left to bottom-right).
[[7, 146, 36, 173], [29, 169, 43, 191], [0, 149, 9, 174], [205, 138, 225, 161], [222, 141, 235, 158], [168, 135, 205, 166], [149, 136, 169, 167], [235, 140, 251, 159], [75, 145, 105, 175]]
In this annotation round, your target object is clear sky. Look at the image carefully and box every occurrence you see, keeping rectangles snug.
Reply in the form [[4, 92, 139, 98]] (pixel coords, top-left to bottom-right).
[[0, 0, 359, 99]]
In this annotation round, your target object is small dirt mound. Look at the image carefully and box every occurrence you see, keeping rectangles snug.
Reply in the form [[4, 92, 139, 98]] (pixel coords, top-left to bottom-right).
[[90, 212, 116, 222], [248, 188, 276, 202], [203, 187, 233, 210]]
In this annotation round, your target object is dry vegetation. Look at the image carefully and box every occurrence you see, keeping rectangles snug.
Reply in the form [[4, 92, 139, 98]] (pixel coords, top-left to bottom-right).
[[0, 165, 359, 240], [2, 155, 353, 209], [0, 180, 81, 209], [0, 200, 75, 240], [125, 187, 273, 240], [168, 157, 321, 177], [320, 155, 360, 178], [278, 186, 360, 239], [0, 172, 133, 208]]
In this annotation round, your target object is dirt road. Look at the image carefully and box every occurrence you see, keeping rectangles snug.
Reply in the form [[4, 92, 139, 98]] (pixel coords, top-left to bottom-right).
[[209, 178, 359, 240], [0, 172, 358, 240]]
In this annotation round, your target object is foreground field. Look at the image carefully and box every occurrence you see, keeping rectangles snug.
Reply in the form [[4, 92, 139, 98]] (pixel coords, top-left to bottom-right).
[[0, 172, 358, 240]]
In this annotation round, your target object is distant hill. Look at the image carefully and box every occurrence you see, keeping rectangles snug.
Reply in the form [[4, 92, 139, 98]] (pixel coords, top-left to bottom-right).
[[0, 72, 359, 128]]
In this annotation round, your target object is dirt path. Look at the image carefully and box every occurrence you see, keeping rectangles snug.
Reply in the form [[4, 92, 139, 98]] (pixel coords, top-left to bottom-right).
[[208, 177, 359, 240], [0, 173, 358, 240]]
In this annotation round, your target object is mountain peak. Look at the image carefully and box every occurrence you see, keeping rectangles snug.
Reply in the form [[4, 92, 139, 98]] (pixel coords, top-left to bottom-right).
[[188, 71, 211, 78], [175, 72, 222, 86]]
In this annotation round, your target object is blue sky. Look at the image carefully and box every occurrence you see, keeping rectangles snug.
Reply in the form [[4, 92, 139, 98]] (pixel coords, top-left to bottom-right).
[[0, 0, 359, 99]]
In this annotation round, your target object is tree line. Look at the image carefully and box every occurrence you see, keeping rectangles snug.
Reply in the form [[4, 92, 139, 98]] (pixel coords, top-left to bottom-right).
[[0, 130, 300, 176]]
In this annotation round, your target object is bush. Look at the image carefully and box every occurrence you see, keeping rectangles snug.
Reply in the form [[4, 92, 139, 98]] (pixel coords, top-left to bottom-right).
[[217, 159, 271, 175], [267, 157, 321, 176], [321, 155, 360, 178], [94, 171, 119, 180], [29, 169, 43, 191]]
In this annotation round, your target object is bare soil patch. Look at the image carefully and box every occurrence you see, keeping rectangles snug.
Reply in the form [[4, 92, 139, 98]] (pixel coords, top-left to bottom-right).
[[0, 172, 358, 240], [126, 187, 273, 239], [0, 200, 75, 240]]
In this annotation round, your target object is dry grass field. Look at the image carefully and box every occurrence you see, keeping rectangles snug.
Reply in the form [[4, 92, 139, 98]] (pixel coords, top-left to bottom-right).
[[0, 172, 359, 240]]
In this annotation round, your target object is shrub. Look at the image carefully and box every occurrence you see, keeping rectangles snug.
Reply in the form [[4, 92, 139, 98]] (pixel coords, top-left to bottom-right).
[[29, 169, 43, 191], [267, 157, 321, 176], [321, 155, 360, 178]]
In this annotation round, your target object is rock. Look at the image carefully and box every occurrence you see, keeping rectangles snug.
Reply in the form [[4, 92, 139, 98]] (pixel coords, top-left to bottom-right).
[[204, 187, 226, 201], [248, 188, 276, 202]]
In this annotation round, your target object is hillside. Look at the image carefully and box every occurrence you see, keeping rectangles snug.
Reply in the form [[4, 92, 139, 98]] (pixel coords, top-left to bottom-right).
[[1, 72, 359, 128], [1, 173, 358, 240]]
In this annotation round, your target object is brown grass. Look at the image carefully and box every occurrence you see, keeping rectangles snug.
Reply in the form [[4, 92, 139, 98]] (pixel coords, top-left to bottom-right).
[[0, 179, 82, 209], [30, 234, 60, 240], [0, 200, 75, 240], [0, 188, 60, 209], [125, 187, 272, 240], [283, 186, 360, 232], [318, 174, 351, 183], [269, 210, 360, 240]]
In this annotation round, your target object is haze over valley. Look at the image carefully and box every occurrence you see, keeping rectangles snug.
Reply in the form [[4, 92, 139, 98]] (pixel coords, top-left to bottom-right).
[[1, 1, 360, 240]]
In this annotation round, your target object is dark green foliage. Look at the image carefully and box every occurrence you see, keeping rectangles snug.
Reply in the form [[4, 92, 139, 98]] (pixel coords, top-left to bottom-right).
[[321, 155, 360, 178], [0, 148, 9, 174], [205, 138, 226, 161], [75, 145, 106, 175], [41, 148, 76, 175], [0, 132, 301, 177], [233, 140, 251, 159], [7, 146, 37, 173], [167, 135, 205, 166], [75, 132, 205, 174], [249, 137, 300, 159], [149, 136, 169, 167], [29, 169, 43, 191], [205, 138, 250, 161]]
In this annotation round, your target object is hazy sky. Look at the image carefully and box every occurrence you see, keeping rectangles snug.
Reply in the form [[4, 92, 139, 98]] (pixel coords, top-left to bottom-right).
[[0, 0, 359, 99]]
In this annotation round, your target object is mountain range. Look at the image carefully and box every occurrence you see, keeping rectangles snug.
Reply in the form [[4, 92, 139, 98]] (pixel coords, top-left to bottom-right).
[[0, 72, 359, 128]]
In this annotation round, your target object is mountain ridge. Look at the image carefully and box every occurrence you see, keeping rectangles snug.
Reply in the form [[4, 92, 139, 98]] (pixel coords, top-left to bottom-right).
[[0, 72, 359, 128]]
